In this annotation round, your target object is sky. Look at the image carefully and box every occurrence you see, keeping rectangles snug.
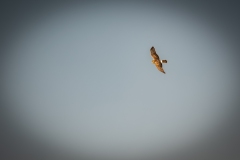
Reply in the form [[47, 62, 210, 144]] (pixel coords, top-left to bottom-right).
[[1, 1, 240, 160]]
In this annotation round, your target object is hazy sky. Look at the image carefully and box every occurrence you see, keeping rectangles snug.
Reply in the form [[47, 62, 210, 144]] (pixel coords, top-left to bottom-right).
[[2, 1, 240, 160]]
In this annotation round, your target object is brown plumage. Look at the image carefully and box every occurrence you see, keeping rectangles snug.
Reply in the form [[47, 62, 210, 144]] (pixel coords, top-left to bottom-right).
[[150, 46, 167, 74]]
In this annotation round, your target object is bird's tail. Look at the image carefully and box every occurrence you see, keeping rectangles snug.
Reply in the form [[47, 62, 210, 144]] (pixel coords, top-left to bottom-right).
[[161, 60, 167, 63]]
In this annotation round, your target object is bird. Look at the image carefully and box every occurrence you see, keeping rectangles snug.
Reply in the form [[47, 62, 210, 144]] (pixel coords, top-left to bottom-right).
[[150, 46, 167, 74]]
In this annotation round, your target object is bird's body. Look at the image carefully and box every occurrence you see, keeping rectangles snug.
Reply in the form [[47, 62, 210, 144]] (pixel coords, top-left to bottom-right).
[[150, 46, 167, 74]]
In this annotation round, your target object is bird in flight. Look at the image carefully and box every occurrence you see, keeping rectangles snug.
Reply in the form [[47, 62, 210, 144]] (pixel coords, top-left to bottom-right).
[[150, 46, 167, 74]]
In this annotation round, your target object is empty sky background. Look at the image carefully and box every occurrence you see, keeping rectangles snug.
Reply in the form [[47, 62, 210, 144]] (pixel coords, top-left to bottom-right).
[[1, 1, 240, 160]]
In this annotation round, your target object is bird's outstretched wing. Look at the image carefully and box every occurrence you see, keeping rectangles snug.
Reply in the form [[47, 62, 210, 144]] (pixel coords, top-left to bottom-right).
[[150, 47, 160, 60], [155, 63, 166, 74]]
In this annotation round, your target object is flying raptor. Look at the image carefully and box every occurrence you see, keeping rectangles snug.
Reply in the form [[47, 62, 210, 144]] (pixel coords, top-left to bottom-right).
[[150, 46, 167, 74]]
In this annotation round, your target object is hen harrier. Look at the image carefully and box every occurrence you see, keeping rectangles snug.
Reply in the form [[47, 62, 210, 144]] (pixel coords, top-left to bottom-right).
[[150, 46, 167, 74]]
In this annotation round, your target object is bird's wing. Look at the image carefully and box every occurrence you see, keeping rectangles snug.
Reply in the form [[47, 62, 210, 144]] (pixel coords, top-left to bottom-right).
[[150, 46, 160, 60], [155, 63, 166, 74]]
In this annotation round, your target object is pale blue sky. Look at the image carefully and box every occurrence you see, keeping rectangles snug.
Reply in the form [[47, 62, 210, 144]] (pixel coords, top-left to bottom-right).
[[3, 2, 239, 159]]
